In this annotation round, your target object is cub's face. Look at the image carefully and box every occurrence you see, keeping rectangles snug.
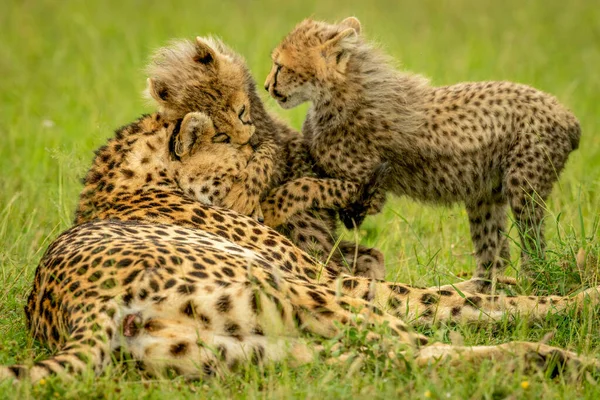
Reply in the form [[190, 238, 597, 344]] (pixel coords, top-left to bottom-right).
[[264, 46, 321, 109], [173, 111, 253, 205], [265, 17, 362, 109], [147, 37, 255, 146]]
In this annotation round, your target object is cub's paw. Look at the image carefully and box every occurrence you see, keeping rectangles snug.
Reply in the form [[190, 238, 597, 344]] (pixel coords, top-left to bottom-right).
[[339, 204, 368, 229], [339, 162, 391, 229], [180, 111, 212, 135]]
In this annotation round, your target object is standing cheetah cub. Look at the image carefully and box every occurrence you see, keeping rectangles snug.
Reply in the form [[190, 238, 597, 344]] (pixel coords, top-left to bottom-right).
[[265, 17, 581, 291]]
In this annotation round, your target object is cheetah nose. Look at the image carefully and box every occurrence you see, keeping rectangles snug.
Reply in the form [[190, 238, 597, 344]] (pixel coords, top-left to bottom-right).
[[257, 216, 265, 224], [264, 83, 269, 92]]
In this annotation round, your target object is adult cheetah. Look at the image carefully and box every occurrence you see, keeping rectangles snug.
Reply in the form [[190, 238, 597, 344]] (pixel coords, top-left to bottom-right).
[[145, 36, 386, 278], [1, 94, 598, 381], [264, 17, 581, 291]]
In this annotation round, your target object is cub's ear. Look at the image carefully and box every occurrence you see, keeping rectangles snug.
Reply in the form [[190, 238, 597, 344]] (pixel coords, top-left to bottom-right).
[[194, 37, 220, 68], [147, 78, 169, 103], [174, 112, 212, 158], [320, 28, 358, 66], [339, 17, 361, 34]]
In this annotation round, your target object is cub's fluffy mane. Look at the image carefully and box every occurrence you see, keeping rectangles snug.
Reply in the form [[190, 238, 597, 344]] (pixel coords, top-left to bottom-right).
[[143, 36, 242, 106], [144, 36, 292, 145]]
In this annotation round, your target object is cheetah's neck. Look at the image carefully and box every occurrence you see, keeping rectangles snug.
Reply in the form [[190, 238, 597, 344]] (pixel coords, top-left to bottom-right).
[[246, 75, 298, 144], [312, 41, 431, 136], [76, 113, 183, 222]]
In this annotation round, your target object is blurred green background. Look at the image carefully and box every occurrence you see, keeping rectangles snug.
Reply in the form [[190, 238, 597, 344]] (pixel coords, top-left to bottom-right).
[[1, 0, 599, 398]]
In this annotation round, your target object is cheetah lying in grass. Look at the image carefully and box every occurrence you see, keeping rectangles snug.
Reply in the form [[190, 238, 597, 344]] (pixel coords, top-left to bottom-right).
[[264, 17, 581, 292], [1, 86, 598, 382]]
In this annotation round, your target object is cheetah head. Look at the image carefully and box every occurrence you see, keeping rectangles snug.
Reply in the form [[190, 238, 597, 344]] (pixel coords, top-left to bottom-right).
[[146, 37, 255, 146], [264, 17, 362, 109], [173, 111, 253, 205]]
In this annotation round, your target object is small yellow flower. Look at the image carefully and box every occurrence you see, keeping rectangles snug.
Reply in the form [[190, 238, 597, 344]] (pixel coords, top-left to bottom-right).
[[424, 390, 432, 398], [38, 378, 46, 385], [521, 381, 530, 389]]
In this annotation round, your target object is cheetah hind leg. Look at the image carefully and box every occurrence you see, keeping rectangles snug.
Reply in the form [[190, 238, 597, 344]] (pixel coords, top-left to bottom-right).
[[409, 341, 598, 378], [320, 336, 597, 378], [433, 276, 518, 294], [463, 196, 512, 294], [504, 158, 558, 278], [509, 189, 549, 277], [122, 278, 427, 379], [126, 318, 318, 379]]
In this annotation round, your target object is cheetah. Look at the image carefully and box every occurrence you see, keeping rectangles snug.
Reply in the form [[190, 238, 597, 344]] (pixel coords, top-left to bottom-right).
[[265, 17, 581, 291], [172, 109, 267, 222], [173, 110, 382, 229], [145, 36, 386, 278], [75, 109, 371, 243], [2, 106, 599, 381]]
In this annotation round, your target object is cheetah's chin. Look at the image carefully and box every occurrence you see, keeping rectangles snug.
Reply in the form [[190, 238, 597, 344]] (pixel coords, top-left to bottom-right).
[[277, 96, 301, 109]]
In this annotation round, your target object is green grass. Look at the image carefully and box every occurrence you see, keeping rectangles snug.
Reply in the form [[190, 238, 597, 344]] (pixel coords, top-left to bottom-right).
[[1, 0, 599, 398]]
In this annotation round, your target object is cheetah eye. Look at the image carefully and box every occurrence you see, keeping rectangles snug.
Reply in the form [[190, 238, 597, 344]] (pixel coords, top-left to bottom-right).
[[212, 132, 231, 144], [275, 63, 293, 75]]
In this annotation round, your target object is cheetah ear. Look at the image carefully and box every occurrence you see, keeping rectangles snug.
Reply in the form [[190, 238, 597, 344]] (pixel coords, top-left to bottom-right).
[[194, 37, 220, 69], [147, 78, 169, 104], [320, 28, 358, 66], [174, 113, 212, 158], [339, 17, 361, 34], [174, 118, 198, 158], [174, 129, 196, 159]]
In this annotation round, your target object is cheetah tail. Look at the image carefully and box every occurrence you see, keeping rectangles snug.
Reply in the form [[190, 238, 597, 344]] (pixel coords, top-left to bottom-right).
[[0, 338, 110, 382], [568, 119, 582, 151]]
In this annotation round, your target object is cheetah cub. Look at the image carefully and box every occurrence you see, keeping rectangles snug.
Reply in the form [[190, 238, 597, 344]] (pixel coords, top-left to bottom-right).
[[175, 110, 382, 229], [173, 110, 267, 222], [144, 37, 389, 279], [265, 17, 581, 291]]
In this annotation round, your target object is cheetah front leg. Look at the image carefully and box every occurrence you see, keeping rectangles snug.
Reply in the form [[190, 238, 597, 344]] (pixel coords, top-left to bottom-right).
[[221, 139, 277, 220], [261, 177, 361, 227], [338, 162, 392, 230], [263, 162, 390, 228], [334, 241, 386, 280], [324, 340, 596, 378]]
